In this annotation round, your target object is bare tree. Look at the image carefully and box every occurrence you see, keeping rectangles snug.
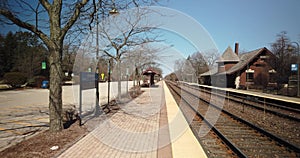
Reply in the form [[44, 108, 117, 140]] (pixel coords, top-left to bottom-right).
[[188, 52, 209, 78], [123, 44, 162, 85], [202, 49, 219, 68], [174, 51, 212, 83], [0, 0, 91, 132], [173, 58, 195, 82], [271, 31, 294, 84], [98, 7, 162, 99], [0, 0, 160, 132], [164, 72, 178, 81], [174, 59, 185, 81]]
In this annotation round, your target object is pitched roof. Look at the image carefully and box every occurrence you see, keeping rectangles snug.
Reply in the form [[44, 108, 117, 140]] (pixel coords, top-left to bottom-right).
[[200, 47, 270, 77], [217, 47, 265, 75], [216, 46, 240, 63], [142, 67, 159, 75]]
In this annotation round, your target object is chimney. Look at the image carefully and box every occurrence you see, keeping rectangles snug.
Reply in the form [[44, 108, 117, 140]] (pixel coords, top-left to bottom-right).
[[234, 42, 239, 55]]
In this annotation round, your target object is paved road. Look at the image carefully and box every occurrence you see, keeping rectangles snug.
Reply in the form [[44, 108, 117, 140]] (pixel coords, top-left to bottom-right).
[[0, 81, 133, 151]]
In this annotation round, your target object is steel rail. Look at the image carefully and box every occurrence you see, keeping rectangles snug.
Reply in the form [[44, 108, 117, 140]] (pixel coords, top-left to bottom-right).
[[168, 81, 300, 154], [184, 83, 300, 122], [166, 81, 247, 158]]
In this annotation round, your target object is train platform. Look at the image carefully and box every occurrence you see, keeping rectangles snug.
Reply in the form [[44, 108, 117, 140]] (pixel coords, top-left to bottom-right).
[[189, 82, 300, 104], [58, 81, 207, 158], [227, 87, 300, 104]]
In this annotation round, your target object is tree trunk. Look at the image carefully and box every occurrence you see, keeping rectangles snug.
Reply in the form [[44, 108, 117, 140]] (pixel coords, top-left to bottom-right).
[[48, 1, 64, 132], [48, 46, 64, 132]]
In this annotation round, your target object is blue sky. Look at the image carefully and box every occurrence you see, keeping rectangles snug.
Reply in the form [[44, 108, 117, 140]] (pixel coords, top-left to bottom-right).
[[1, 0, 299, 54], [165, 0, 300, 53]]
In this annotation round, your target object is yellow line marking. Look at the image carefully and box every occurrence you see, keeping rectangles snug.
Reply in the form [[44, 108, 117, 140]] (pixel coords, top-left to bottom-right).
[[0, 127, 22, 135], [31, 117, 48, 120], [0, 108, 23, 111], [1, 120, 46, 126], [10, 105, 24, 108], [13, 121, 35, 126], [36, 118, 49, 123]]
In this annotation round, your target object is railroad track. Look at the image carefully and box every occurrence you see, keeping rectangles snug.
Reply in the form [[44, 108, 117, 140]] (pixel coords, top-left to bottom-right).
[[166, 81, 300, 157], [180, 82, 300, 147], [184, 82, 300, 122]]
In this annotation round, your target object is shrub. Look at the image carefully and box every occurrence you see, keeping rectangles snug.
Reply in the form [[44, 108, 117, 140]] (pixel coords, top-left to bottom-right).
[[27, 76, 47, 87], [3, 72, 27, 87]]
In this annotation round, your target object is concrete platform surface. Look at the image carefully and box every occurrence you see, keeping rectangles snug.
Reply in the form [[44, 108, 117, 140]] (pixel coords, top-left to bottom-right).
[[58, 81, 207, 158]]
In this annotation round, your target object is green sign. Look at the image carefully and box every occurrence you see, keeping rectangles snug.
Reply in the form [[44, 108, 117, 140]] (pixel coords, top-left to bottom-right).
[[42, 61, 46, 70]]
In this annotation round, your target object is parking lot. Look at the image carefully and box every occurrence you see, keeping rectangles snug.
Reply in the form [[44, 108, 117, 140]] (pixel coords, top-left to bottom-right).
[[0, 81, 133, 151]]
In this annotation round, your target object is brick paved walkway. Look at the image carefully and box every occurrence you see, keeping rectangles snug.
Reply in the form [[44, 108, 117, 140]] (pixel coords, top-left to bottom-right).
[[58, 82, 170, 158]]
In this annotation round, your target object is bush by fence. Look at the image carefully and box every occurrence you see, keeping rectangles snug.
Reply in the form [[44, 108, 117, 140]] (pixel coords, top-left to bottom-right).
[[3, 72, 27, 87]]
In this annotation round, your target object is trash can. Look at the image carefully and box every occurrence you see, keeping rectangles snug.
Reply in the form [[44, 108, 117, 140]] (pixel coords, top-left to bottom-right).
[[41, 80, 49, 89]]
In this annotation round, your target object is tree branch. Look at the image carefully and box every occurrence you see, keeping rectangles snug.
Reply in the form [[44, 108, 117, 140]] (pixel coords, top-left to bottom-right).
[[61, 0, 89, 39], [0, 9, 51, 47], [39, 0, 51, 13], [103, 50, 116, 59]]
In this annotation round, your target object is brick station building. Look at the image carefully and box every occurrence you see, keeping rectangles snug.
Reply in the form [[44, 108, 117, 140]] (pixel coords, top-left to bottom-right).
[[200, 43, 277, 89]]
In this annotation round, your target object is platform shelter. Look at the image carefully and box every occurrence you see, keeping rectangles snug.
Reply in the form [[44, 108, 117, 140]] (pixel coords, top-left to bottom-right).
[[142, 68, 159, 86]]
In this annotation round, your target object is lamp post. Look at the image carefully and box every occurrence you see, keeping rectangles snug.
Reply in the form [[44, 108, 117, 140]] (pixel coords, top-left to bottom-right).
[[106, 5, 119, 108], [94, 4, 101, 116], [288, 42, 300, 97]]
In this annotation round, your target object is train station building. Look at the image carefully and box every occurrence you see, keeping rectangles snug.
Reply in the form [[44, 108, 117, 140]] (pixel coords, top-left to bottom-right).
[[141, 67, 161, 86], [200, 43, 277, 89]]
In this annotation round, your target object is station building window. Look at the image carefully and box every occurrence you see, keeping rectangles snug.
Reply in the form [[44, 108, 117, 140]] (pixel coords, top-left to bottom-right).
[[268, 69, 276, 83], [246, 69, 254, 82]]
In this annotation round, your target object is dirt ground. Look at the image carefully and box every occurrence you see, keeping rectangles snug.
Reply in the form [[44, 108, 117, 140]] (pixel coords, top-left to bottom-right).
[[0, 122, 88, 158], [0, 86, 143, 158]]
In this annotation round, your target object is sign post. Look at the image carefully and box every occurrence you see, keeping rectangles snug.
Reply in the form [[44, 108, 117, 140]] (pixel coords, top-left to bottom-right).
[[291, 64, 298, 72], [79, 72, 99, 125], [291, 64, 299, 97]]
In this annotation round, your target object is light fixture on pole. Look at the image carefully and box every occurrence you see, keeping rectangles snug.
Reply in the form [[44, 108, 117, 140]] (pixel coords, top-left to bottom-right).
[[109, 8, 119, 15], [109, 0, 119, 16]]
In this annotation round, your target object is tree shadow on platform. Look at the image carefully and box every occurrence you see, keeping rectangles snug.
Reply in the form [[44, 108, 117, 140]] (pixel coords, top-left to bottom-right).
[[80, 88, 144, 126]]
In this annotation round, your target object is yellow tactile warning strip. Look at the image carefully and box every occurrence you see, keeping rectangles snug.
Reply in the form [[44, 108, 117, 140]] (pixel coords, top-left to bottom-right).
[[163, 81, 207, 158]]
